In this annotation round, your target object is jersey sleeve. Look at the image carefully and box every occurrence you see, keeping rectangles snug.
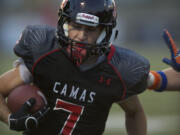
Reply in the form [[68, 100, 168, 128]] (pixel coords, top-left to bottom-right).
[[13, 58, 33, 84], [110, 46, 150, 100], [13, 25, 57, 73]]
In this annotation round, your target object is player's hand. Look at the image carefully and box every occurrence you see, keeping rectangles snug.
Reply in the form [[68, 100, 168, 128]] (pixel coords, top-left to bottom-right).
[[8, 98, 50, 131], [163, 29, 180, 71]]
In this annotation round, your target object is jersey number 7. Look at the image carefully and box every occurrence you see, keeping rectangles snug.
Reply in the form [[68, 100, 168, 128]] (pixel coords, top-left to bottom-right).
[[54, 99, 84, 135]]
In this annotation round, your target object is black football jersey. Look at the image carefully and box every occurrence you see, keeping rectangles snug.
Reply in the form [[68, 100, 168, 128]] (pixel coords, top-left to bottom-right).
[[14, 25, 150, 135]]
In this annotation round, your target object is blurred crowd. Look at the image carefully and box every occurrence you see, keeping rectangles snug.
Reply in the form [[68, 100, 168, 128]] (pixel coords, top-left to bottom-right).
[[0, 0, 180, 52]]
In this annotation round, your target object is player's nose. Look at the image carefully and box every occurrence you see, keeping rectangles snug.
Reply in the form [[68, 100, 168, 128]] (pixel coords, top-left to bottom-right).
[[77, 29, 87, 42]]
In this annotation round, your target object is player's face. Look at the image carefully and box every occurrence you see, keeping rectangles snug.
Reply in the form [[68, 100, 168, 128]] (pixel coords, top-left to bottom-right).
[[66, 22, 103, 65], [68, 22, 102, 44]]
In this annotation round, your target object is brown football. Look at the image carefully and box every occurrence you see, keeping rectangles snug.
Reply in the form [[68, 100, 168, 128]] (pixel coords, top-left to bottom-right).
[[7, 84, 47, 113]]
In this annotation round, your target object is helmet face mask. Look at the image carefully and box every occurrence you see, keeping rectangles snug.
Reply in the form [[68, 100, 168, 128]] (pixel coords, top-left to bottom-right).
[[57, 0, 117, 65]]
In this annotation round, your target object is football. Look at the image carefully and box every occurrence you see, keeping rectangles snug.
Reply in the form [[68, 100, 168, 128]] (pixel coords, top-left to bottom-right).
[[7, 84, 47, 113]]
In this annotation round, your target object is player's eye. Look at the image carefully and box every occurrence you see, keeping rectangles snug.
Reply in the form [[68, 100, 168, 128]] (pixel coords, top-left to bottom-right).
[[70, 22, 81, 29], [86, 27, 96, 31]]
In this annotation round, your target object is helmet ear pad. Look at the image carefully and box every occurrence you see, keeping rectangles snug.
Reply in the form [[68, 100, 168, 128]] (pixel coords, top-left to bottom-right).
[[63, 22, 68, 37], [56, 12, 70, 47]]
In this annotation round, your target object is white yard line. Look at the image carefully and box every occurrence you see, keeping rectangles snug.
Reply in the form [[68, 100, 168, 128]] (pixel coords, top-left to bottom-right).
[[106, 114, 180, 133]]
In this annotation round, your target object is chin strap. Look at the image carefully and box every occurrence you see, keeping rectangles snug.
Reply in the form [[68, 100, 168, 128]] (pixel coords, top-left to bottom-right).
[[72, 47, 84, 66], [66, 44, 88, 66]]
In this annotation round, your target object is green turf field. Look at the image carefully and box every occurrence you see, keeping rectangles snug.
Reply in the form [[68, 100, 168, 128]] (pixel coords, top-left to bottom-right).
[[0, 45, 179, 135]]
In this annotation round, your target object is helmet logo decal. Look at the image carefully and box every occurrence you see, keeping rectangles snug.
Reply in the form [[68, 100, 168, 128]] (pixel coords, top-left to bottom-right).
[[60, 0, 68, 9], [76, 13, 99, 27]]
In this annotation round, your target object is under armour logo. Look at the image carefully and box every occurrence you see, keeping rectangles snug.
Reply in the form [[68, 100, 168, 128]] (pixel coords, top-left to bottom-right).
[[99, 76, 112, 86]]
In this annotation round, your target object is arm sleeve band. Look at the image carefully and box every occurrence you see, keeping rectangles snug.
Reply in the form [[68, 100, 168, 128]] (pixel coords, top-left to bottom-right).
[[155, 71, 167, 92], [147, 71, 167, 92], [147, 71, 161, 89]]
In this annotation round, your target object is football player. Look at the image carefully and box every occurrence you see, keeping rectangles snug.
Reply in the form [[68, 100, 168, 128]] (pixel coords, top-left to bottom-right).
[[148, 29, 180, 91], [0, 0, 150, 135]]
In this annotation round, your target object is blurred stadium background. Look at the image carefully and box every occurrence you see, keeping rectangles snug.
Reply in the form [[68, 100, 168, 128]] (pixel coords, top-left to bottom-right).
[[0, 0, 180, 135]]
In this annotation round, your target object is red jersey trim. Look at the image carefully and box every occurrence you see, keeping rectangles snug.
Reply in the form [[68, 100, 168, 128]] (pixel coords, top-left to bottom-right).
[[32, 49, 61, 76], [107, 45, 115, 61], [107, 45, 127, 100]]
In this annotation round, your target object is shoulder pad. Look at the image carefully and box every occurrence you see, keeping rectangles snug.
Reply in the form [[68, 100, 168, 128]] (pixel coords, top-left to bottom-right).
[[109, 45, 150, 97], [14, 25, 58, 72]]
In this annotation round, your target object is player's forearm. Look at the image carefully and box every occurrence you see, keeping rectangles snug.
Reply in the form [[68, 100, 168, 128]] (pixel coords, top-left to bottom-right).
[[148, 68, 180, 91], [162, 68, 180, 90], [125, 109, 147, 135], [0, 94, 11, 124], [0, 68, 24, 96], [0, 67, 24, 125]]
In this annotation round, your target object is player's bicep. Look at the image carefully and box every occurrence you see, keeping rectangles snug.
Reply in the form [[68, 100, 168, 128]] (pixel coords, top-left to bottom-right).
[[118, 95, 143, 114], [0, 66, 24, 97]]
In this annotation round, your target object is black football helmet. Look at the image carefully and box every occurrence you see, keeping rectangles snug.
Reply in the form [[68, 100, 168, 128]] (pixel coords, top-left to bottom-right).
[[57, 0, 117, 65], [57, 0, 117, 63]]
